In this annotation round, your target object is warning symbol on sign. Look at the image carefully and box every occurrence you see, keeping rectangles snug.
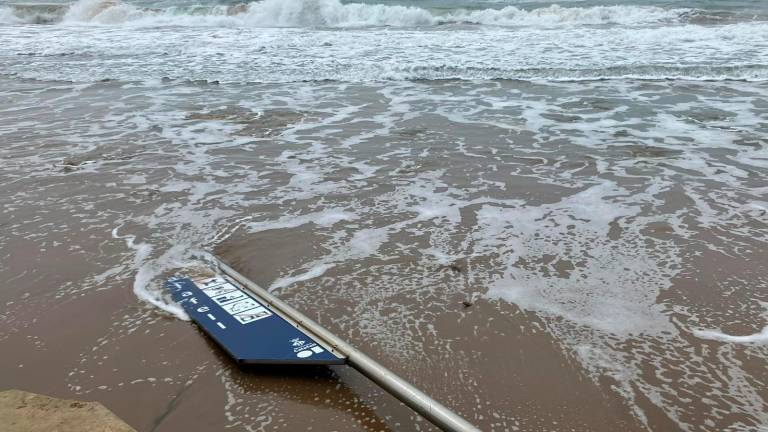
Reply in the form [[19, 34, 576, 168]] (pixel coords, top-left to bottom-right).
[[196, 277, 227, 288], [233, 306, 272, 324], [222, 298, 260, 314], [202, 284, 238, 298]]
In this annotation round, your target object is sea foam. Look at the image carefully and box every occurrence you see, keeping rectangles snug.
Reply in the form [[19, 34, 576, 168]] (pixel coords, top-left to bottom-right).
[[694, 327, 768, 344]]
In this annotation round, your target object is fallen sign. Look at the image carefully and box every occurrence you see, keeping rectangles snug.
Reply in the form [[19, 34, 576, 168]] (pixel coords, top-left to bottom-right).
[[165, 255, 481, 432], [166, 274, 344, 365]]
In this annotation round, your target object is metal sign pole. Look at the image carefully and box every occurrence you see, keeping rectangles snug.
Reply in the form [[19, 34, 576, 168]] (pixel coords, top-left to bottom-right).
[[212, 256, 481, 432]]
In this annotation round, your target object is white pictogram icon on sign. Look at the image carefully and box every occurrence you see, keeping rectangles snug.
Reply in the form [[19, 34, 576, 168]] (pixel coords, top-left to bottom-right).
[[290, 338, 305, 347]]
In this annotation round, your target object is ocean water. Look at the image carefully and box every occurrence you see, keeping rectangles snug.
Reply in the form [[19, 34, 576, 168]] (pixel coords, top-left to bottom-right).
[[1, 1, 767, 431], [2, 0, 768, 81]]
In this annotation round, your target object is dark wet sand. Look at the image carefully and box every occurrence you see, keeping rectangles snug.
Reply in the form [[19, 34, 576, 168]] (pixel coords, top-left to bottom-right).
[[4, 230, 746, 432], [1, 77, 767, 431], [0, 240, 648, 432]]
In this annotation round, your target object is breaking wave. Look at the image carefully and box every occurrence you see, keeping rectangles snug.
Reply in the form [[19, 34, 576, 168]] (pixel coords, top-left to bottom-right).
[[0, 7, 21, 24], [1, 0, 696, 27]]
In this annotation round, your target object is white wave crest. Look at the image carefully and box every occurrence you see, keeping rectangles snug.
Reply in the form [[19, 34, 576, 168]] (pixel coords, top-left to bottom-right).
[[449, 4, 683, 27], [55, 0, 686, 28], [242, 0, 435, 27], [0, 7, 22, 24], [63, 0, 144, 23]]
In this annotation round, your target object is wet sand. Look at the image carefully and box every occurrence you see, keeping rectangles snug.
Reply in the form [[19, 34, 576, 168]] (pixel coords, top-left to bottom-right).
[[1, 77, 767, 431]]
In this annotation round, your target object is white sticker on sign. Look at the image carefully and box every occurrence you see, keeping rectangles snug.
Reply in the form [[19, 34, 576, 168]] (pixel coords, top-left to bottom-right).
[[234, 306, 272, 324], [211, 291, 246, 306], [201, 284, 238, 298], [196, 277, 227, 288], [222, 298, 261, 314], [189, 274, 277, 326]]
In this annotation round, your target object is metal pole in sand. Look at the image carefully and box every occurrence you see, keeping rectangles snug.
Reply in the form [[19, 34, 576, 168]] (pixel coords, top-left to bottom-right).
[[212, 255, 482, 432]]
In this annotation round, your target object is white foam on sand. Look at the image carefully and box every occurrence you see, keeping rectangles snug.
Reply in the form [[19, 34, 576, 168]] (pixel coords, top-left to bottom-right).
[[112, 226, 191, 321], [694, 327, 768, 344], [247, 209, 356, 233], [482, 180, 679, 335], [269, 263, 334, 291], [694, 302, 768, 345]]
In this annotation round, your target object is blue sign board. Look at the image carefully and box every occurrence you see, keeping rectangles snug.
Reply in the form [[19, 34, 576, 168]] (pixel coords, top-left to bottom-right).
[[165, 275, 345, 365]]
